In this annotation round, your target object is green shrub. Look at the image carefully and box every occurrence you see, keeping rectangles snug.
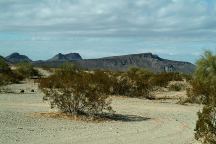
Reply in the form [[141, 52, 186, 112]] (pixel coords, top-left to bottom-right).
[[0, 59, 22, 86], [0, 58, 10, 73], [168, 82, 185, 91], [191, 51, 216, 143], [108, 68, 154, 98], [195, 105, 216, 143], [150, 72, 183, 87], [39, 63, 113, 116], [15, 62, 40, 79]]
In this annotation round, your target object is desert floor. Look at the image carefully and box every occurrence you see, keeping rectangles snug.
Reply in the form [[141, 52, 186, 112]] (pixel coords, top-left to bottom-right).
[[0, 80, 202, 144]]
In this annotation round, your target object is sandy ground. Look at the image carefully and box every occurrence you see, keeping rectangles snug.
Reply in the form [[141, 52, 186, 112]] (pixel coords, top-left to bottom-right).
[[0, 81, 202, 144]]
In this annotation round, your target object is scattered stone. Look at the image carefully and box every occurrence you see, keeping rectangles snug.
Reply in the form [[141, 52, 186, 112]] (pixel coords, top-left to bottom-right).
[[20, 89, 25, 93]]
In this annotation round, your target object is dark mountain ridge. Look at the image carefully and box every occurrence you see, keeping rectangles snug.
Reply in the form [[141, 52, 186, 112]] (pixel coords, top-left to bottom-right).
[[5, 52, 32, 64], [33, 52, 195, 73], [48, 53, 82, 61]]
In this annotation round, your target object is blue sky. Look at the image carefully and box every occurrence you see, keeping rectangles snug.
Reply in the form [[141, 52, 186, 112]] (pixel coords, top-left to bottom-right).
[[0, 0, 216, 63]]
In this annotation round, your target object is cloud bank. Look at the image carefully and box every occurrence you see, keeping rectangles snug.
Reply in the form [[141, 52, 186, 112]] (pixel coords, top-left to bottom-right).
[[0, 0, 216, 63], [0, 0, 215, 39]]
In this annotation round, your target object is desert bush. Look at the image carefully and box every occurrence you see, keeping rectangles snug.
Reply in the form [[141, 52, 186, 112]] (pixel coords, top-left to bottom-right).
[[0, 58, 10, 73], [150, 72, 183, 87], [39, 63, 113, 116], [15, 62, 40, 79], [190, 51, 216, 143], [126, 68, 153, 98], [168, 82, 186, 91], [108, 68, 154, 98], [0, 59, 22, 85], [185, 79, 209, 104], [108, 68, 187, 98], [181, 73, 193, 81], [195, 105, 216, 143], [109, 72, 132, 96]]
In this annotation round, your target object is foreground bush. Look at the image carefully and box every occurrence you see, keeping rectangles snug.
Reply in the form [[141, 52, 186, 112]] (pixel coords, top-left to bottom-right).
[[0, 59, 23, 86], [15, 62, 40, 79], [39, 63, 113, 116], [190, 51, 216, 143]]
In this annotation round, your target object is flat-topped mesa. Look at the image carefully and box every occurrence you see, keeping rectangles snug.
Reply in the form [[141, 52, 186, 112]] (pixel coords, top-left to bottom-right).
[[33, 52, 195, 74], [6, 52, 32, 64], [75, 53, 195, 73], [103, 53, 162, 60], [49, 53, 82, 61]]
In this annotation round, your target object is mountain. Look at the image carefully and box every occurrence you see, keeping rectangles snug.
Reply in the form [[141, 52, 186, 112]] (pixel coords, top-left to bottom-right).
[[5, 53, 32, 64], [48, 53, 82, 61], [34, 53, 195, 74], [75, 53, 195, 73]]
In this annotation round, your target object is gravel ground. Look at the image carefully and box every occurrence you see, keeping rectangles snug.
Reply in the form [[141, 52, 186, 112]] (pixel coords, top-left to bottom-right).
[[0, 81, 201, 144]]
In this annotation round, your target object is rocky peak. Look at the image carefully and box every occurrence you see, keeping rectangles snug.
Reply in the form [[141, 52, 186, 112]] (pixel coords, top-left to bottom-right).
[[49, 53, 82, 61], [6, 53, 32, 64]]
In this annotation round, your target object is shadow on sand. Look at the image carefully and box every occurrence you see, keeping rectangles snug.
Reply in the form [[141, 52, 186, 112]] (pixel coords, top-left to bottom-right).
[[99, 113, 151, 122]]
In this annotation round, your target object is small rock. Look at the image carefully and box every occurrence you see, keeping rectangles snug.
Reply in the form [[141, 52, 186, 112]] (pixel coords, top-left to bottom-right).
[[20, 90, 25, 93]]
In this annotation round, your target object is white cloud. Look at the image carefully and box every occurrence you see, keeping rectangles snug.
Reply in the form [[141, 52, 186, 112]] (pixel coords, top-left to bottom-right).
[[0, 0, 215, 39]]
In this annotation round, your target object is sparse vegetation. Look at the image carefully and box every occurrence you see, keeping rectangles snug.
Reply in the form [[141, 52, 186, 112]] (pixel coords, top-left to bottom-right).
[[187, 51, 216, 143], [0, 59, 21, 86], [15, 62, 40, 79], [168, 82, 186, 91], [39, 62, 191, 118], [150, 72, 184, 87], [108, 68, 154, 98], [39, 63, 113, 116], [0, 59, 40, 87]]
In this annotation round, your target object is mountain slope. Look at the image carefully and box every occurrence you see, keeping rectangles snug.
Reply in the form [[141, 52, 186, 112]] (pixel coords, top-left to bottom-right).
[[34, 53, 195, 73], [48, 53, 82, 61], [75, 53, 195, 73], [6, 53, 32, 64]]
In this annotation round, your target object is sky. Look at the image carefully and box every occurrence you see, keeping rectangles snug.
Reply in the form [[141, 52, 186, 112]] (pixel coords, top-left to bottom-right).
[[0, 0, 216, 63]]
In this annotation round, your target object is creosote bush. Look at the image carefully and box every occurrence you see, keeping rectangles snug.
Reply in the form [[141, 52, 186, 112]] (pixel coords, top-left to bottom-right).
[[39, 63, 190, 117], [0, 59, 23, 86], [39, 63, 113, 116], [15, 62, 40, 79], [168, 82, 186, 91], [188, 51, 216, 143], [150, 72, 183, 87]]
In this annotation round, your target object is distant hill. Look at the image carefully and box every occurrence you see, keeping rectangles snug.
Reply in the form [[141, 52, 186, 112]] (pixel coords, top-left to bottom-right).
[[6, 53, 32, 64], [48, 53, 82, 61], [34, 53, 195, 73]]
